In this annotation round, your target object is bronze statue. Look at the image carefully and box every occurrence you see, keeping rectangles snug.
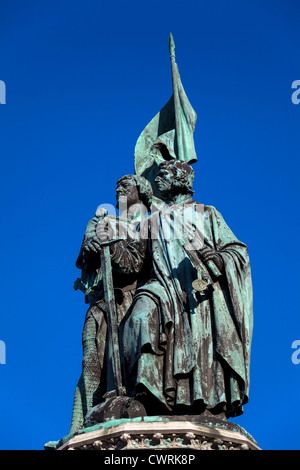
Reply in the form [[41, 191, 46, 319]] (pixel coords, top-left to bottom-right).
[[45, 35, 255, 451]]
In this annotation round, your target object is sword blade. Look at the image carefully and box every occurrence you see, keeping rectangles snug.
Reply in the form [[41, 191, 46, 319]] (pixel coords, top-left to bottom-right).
[[101, 244, 124, 396]]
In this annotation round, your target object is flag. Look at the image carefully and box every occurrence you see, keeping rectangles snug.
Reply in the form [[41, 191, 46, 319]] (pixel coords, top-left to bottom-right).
[[134, 65, 197, 179]]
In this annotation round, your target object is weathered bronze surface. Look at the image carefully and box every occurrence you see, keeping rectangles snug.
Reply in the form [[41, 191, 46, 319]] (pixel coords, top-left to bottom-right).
[[68, 175, 152, 433], [44, 34, 254, 450], [120, 160, 253, 419]]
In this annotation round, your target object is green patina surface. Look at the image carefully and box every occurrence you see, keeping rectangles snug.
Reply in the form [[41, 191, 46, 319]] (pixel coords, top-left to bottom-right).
[[45, 35, 255, 451], [45, 415, 257, 450]]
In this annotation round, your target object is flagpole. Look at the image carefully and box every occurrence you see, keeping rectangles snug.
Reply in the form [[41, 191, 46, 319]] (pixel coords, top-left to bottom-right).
[[169, 33, 184, 160]]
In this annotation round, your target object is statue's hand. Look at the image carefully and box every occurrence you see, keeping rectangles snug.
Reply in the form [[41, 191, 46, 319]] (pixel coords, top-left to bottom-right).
[[199, 246, 224, 271], [95, 207, 108, 218], [96, 215, 118, 243], [83, 237, 102, 254]]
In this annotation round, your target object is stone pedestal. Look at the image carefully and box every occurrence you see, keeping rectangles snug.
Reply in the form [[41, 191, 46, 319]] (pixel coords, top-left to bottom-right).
[[46, 416, 260, 451]]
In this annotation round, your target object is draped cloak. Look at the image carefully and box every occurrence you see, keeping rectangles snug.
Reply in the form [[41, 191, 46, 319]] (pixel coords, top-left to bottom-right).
[[121, 201, 253, 417]]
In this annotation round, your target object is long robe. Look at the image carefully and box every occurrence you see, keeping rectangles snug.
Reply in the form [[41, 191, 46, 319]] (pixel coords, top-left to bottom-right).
[[120, 201, 253, 418]]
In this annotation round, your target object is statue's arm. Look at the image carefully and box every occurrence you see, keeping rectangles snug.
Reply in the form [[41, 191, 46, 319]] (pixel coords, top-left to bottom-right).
[[78, 214, 148, 275], [76, 211, 107, 269], [198, 245, 224, 272], [198, 206, 248, 276]]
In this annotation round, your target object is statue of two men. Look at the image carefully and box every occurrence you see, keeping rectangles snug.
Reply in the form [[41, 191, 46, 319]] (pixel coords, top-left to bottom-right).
[[70, 159, 253, 433]]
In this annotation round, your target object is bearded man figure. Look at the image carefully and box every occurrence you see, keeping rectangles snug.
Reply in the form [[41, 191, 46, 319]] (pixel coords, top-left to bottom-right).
[[120, 159, 253, 420]]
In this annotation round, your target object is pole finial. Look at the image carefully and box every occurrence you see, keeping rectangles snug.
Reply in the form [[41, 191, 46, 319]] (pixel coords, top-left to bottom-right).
[[169, 33, 175, 58]]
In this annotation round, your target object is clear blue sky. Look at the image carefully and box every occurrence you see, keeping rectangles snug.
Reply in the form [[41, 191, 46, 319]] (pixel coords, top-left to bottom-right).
[[0, 0, 299, 450]]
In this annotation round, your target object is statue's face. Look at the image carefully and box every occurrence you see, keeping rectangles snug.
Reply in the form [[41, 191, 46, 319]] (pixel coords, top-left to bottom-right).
[[155, 165, 174, 193], [116, 178, 139, 210]]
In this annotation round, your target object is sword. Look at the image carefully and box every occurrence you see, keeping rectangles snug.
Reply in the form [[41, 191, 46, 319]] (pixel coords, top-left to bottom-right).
[[100, 238, 126, 397], [81, 235, 147, 426]]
